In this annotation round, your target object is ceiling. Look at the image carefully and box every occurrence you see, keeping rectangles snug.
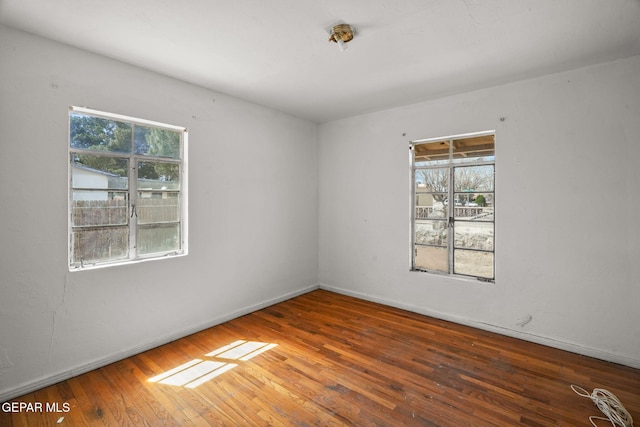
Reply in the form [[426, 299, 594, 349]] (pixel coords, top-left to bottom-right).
[[1, 0, 639, 123]]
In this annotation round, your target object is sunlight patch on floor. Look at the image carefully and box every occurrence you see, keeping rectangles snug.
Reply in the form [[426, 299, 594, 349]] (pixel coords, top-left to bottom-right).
[[207, 340, 278, 361], [148, 340, 277, 389]]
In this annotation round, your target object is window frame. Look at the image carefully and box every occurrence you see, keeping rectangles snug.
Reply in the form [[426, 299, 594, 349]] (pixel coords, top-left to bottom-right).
[[410, 131, 495, 282], [68, 106, 188, 270]]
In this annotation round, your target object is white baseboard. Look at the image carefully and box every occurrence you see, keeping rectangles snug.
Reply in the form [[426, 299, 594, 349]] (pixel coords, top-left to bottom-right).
[[319, 283, 640, 370], [0, 284, 319, 403], [5, 282, 636, 403]]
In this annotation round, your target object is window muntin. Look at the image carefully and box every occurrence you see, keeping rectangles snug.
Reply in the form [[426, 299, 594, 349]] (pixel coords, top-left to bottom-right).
[[411, 132, 495, 281], [69, 107, 187, 269]]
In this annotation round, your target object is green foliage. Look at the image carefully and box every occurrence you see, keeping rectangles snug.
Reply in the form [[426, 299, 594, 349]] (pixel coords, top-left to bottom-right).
[[152, 162, 179, 182], [146, 128, 180, 158], [138, 161, 179, 183], [474, 194, 487, 207], [74, 153, 128, 178], [70, 114, 131, 152]]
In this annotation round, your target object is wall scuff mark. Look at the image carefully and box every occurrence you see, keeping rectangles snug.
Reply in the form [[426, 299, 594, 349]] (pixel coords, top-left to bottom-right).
[[517, 314, 533, 327]]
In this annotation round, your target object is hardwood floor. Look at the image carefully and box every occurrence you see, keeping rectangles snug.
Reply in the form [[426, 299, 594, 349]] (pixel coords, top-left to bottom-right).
[[2, 290, 638, 426]]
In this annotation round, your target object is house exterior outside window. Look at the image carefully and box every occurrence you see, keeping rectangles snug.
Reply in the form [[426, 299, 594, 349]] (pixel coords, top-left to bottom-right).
[[68, 106, 187, 269], [410, 132, 495, 281]]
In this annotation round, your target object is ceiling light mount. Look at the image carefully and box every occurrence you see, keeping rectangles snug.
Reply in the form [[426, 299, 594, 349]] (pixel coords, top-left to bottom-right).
[[329, 23, 355, 51]]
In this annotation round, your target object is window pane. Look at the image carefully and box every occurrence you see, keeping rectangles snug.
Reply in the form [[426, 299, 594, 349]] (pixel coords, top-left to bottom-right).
[[134, 125, 181, 159], [415, 168, 448, 193], [415, 245, 448, 273], [70, 113, 132, 153], [71, 226, 129, 265], [452, 135, 494, 163], [453, 165, 494, 192], [454, 221, 494, 251], [137, 193, 180, 224], [71, 155, 128, 189], [72, 194, 128, 227], [415, 194, 448, 219], [138, 161, 180, 190], [138, 224, 180, 255], [453, 193, 494, 222], [454, 250, 494, 279], [415, 168, 448, 220], [413, 141, 450, 164], [415, 220, 447, 247], [453, 204, 492, 221]]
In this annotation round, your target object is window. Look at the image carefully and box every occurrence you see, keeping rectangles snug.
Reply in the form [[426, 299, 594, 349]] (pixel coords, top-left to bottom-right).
[[410, 132, 495, 281], [69, 106, 187, 269]]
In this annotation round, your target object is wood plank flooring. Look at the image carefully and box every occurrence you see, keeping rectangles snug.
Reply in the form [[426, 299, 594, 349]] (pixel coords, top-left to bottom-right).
[[2, 290, 638, 426]]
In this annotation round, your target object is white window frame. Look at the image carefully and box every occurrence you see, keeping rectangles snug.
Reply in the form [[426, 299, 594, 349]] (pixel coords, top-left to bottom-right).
[[410, 131, 495, 282], [68, 106, 188, 270]]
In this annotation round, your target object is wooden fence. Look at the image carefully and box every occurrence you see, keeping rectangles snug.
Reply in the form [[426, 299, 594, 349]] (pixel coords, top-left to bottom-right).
[[72, 198, 179, 226], [70, 198, 180, 265]]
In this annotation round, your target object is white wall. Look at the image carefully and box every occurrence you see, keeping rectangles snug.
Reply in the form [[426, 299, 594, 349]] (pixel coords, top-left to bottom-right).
[[0, 25, 318, 400], [319, 55, 640, 368]]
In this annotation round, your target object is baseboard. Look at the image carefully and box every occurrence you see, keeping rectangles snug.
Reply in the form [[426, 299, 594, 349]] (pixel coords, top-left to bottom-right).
[[1, 284, 319, 403], [319, 283, 640, 370]]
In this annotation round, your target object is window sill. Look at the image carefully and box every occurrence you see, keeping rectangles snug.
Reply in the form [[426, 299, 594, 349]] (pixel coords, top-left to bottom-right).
[[69, 252, 187, 271]]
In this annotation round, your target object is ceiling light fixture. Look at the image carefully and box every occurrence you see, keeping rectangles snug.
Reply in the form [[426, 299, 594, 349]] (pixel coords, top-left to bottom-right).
[[329, 23, 355, 51]]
